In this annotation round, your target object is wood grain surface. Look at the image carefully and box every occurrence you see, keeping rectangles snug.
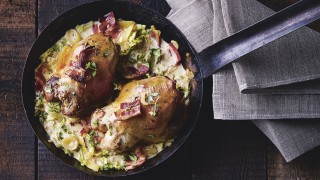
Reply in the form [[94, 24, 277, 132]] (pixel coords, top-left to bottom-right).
[[1, 0, 320, 179], [0, 0, 36, 179]]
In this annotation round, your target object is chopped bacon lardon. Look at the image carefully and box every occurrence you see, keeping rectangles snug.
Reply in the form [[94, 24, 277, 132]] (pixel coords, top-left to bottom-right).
[[80, 119, 91, 135], [115, 100, 142, 121], [125, 147, 146, 170], [35, 65, 47, 92], [43, 76, 59, 102], [92, 23, 99, 34], [99, 12, 116, 31], [95, 109, 106, 118], [168, 43, 181, 65], [78, 46, 95, 67], [124, 65, 149, 79], [65, 66, 86, 82], [99, 12, 122, 40], [65, 46, 95, 82]]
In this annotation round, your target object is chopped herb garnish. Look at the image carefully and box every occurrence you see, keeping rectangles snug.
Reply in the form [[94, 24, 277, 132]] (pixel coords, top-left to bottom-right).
[[58, 132, 63, 141], [92, 71, 97, 77], [93, 119, 99, 127], [84, 134, 95, 148], [85, 61, 98, 77], [85, 62, 91, 69], [128, 153, 138, 161], [91, 62, 97, 68], [89, 130, 97, 137], [152, 48, 161, 64], [108, 125, 113, 136], [61, 124, 68, 133], [48, 102, 61, 113]]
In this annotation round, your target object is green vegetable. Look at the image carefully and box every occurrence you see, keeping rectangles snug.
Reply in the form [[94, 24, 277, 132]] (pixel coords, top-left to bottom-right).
[[108, 124, 113, 136], [102, 160, 124, 171], [58, 132, 63, 141], [35, 91, 46, 124], [128, 153, 137, 161], [119, 24, 151, 56], [79, 149, 85, 166], [85, 61, 98, 77], [39, 48, 54, 62], [62, 135, 79, 151], [92, 120, 99, 127], [65, 29, 81, 45], [48, 102, 61, 113], [75, 21, 94, 33], [152, 48, 161, 64], [40, 37, 66, 62], [52, 38, 67, 52], [61, 124, 68, 133], [84, 134, 95, 148]]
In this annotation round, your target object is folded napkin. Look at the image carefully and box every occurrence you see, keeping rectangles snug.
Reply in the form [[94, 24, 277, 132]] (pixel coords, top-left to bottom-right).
[[166, 0, 320, 161], [222, 0, 320, 94]]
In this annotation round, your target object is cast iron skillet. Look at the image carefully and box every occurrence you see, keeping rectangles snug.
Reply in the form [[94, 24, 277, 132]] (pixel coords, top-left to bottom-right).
[[22, 0, 320, 177]]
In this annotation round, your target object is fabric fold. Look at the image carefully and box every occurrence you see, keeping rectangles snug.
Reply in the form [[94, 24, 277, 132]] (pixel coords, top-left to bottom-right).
[[166, 0, 320, 162], [254, 119, 320, 162], [220, 0, 320, 94]]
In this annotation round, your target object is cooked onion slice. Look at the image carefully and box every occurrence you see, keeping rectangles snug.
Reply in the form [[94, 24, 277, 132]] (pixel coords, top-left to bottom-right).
[[61, 135, 79, 151]]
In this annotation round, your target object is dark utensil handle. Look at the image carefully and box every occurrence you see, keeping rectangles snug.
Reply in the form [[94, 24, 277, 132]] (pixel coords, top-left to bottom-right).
[[197, 0, 320, 78]]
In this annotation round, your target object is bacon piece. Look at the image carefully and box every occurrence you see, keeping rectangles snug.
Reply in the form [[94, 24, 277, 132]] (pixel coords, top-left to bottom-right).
[[43, 77, 59, 102], [93, 23, 99, 34], [78, 46, 95, 68], [110, 28, 122, 40], [99, 12, 116, 32], [35, 65, 47, 92], [125, 147, 146, 170], [95, 109, 106, 118], [99, 12, 122, 39], [80, 128, 87, 136], [115, 100, 141, 121], [124, 65, 149, 79], [65, 66, 86, 82], [80, 120, 90, 135], [95, 136, 102, 143], [120, 99, 140, 109], [65, 46, 95, 82], [168, 43, 181, 65]]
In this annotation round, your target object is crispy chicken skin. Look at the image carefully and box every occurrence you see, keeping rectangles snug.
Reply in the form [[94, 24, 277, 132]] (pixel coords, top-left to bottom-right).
[[91, 76, 181, 153], [44, 33, 119, 117]]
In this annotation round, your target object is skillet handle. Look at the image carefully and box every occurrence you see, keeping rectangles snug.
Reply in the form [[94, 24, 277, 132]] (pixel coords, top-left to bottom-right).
[[197, 0, 320, 78]]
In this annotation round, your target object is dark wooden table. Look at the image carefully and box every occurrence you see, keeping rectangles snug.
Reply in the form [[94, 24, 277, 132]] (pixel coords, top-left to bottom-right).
[[2, 0, 320, 179]]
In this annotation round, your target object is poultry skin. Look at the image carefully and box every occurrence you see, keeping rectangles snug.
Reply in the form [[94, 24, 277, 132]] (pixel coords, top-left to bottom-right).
[[42, 33, 119, 117], [90, 76, 181, 153]]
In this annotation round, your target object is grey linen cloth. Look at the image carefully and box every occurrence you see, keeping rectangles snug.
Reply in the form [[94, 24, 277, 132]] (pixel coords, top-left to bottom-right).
[[223, 0, 320, 94], [166, 0, 320, 161]]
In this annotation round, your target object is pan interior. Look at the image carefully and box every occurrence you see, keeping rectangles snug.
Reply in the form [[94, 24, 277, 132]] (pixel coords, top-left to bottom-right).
[[22, 0, 203, 176]]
